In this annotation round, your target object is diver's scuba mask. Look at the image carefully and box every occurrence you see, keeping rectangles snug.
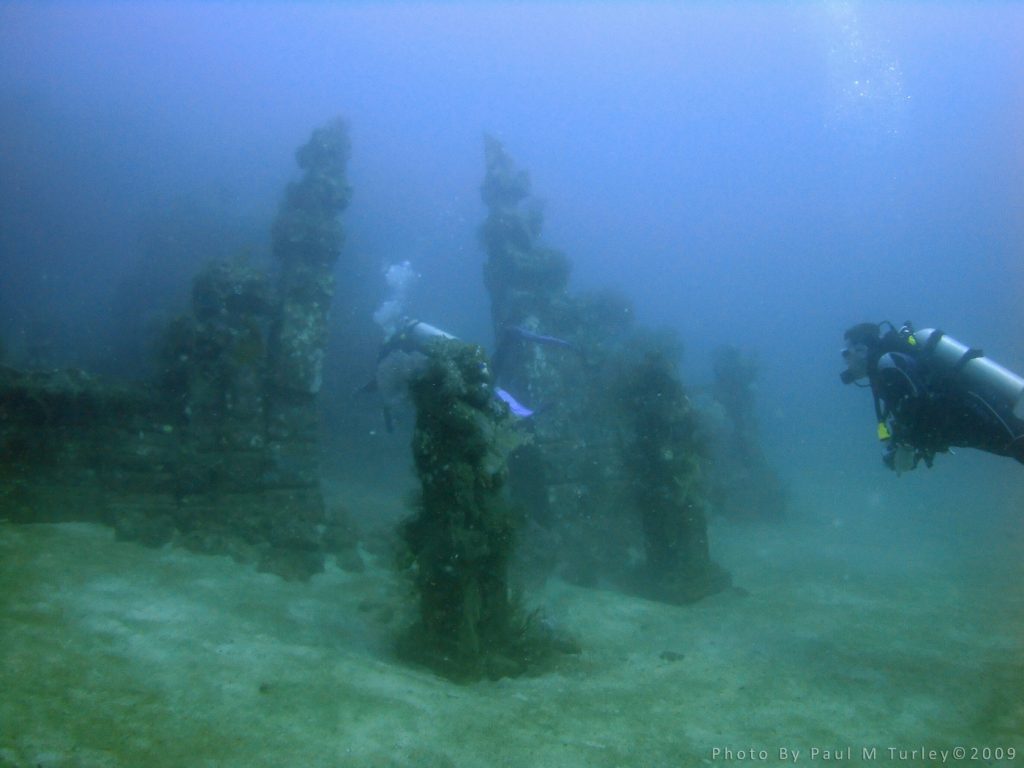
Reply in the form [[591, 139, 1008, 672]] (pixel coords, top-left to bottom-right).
[[840, 343, 870, 385]]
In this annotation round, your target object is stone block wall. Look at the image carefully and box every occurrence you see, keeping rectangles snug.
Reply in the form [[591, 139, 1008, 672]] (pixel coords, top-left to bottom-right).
[[0, 120, 353, 581]]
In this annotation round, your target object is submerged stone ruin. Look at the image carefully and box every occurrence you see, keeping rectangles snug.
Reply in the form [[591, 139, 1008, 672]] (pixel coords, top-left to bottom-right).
[[1, 123, 776, 687], [397, 338, 566, 680], [479, 136, 630, 544], [479, 136, 730, 597], [615, 352, 730, 603], [0, 119, 354, 580], [708, 345, 786, 520]]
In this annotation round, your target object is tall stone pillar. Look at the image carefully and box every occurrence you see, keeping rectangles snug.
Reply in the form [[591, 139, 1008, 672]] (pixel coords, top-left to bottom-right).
[[260, 119, 351, 576], [616, 352, 730, 603], [398, 339, 558, 680], [478, 137, 630, 545], [709, 345, 786, 520], [265, 121, 350, 469], [480, 135, 571, 403]]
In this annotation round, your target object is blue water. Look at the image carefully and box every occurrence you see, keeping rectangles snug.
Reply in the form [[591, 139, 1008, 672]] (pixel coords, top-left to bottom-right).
[[3, 2, 1020, 497], [0, 5, 1021, 761], [2, 3, 1020, 492], [2, 8, 1018, 318]]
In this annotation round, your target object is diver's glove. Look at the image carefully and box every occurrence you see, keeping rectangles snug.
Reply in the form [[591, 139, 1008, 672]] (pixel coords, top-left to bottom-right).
[[883, 442, 919, 475]]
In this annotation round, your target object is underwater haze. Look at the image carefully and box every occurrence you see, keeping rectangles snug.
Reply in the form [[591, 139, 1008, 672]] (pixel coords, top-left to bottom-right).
[[3, 3, 1022, 462], [1, 2, 1022, 766]]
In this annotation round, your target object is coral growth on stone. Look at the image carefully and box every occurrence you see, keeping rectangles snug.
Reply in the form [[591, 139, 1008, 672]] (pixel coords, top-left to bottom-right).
[[615, 352, 730, 603], [708, 344, 787, 520], [397, 338, 570, 680], [0, 119, 354, 583]]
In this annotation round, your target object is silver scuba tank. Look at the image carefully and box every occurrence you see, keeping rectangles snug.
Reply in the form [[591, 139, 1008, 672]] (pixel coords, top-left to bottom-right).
[[914, 328, 1024, 419], [407, 320, 458, 346]]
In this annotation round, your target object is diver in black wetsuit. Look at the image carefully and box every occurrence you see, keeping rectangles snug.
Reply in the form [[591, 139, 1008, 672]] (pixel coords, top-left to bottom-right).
[[840, 321, 1024, 472]]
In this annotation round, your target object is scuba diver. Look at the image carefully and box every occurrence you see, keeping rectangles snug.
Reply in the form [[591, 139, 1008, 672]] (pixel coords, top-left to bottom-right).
[[840, 321, 1024, 472], [363, 317, 572, 432], [364, 260, 573, 431]]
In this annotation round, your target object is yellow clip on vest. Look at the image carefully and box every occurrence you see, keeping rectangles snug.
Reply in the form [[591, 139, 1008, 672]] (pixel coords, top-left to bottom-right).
[[877, 422, 891, 441]]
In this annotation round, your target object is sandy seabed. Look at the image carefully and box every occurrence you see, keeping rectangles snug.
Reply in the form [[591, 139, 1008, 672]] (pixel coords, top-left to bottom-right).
[[1, 485, 1021, 768]]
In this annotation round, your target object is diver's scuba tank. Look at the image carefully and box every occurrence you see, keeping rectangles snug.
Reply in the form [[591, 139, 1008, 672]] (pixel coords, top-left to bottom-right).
[[913, 328, 1024, 420], [405, 320, 458, 346]]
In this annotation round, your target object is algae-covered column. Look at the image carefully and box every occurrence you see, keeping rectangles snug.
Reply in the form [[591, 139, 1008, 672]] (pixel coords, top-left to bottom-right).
[[186, 261, 272, 461], [709, 345, 786, 520], [266, 120, 349, 474], [262, 119, 351, 571], [269, 118, 351, 415], [400, 339, 543, 680], [711, 345, 759, 458], [480, 135, 571, 400], [479, 136, 583, 527], [617, 352, 729, 603]]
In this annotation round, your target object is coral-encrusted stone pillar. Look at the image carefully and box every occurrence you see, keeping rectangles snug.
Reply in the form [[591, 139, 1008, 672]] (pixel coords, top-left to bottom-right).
[[263, 119, 352, 576]]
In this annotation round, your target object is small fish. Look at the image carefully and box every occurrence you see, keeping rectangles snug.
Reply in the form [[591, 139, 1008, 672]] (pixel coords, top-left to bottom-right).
[[495, 387, 534, 418], [493, 325, 575, 378], [504, 325, 574, 349]]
